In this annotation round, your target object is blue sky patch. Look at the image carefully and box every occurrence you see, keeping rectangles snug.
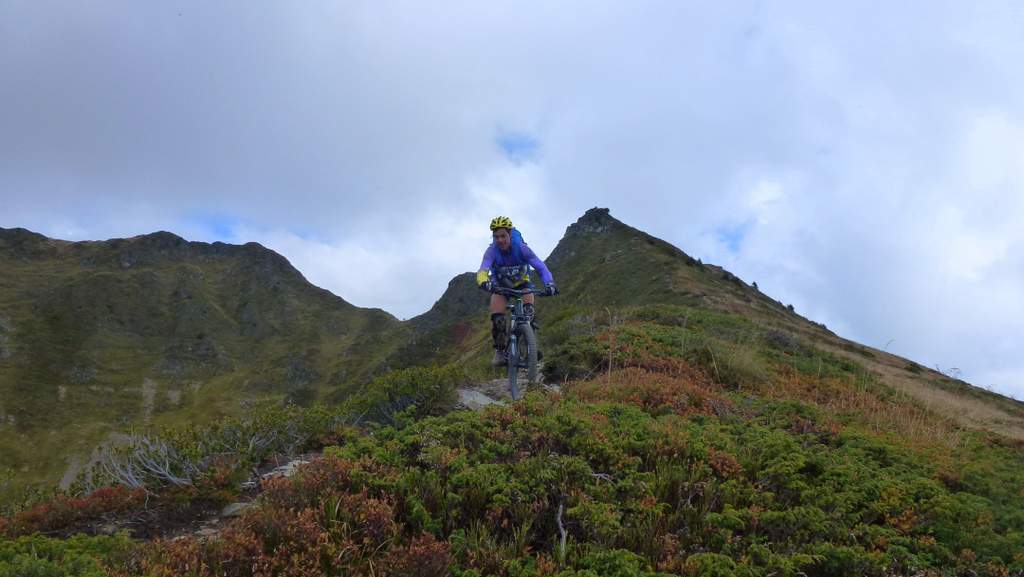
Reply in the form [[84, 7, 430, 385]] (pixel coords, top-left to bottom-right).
[[497, 131, 540, 164], [715, 220, 754, 254], [185, 213, 240, 242]]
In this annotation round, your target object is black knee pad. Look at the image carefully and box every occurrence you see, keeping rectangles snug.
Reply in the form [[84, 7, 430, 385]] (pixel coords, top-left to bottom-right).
[[491, 313, 506, 348]]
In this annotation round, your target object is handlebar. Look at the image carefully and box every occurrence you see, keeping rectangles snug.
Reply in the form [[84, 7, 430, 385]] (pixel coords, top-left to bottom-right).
[[491, 286, 550, 297]]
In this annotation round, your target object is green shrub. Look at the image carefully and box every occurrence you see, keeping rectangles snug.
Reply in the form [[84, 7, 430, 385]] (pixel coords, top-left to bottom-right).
[[0, 533, 134, 577], [345, 363, 466, 426], [557, 549, 673, 577]]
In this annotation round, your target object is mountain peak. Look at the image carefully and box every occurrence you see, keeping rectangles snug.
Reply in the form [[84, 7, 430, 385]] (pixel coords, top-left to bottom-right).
[[568, 207, 620, 236], [130, 230, 187, 248], [0, 226, 65, 259]]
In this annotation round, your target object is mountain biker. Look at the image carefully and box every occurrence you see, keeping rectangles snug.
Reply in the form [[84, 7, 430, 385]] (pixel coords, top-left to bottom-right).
[[477, 216, 559, 366]]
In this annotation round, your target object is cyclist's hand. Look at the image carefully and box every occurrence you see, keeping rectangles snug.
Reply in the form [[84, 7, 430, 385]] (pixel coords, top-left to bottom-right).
[[544, 283, 559, 296], [479, 280, 496, 293]]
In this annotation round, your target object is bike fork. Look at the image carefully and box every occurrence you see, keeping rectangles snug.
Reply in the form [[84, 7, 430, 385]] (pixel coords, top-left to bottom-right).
[[507, 331, 520, 400]]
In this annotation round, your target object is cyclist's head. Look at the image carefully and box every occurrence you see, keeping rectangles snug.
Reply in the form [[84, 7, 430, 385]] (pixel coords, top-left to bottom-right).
[[490, 216, 513, 250], [489, 216, 513, 231]]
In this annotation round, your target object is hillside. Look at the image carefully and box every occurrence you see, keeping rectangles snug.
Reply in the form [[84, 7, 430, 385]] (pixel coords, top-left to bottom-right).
[[0, 228, 408, 490], [3, 210, 1024, 575], [5, 208, 1024, 496], [404, 208, 1024, 440], [5, 209, 1024, 495]]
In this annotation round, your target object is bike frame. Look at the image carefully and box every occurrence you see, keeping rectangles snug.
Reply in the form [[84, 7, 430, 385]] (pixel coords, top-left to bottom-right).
[[504, 295, 532, 369], [494, 287, 544, 366]]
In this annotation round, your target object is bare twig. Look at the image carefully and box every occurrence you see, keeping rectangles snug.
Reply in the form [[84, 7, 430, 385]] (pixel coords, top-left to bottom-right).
[[707, 345, 721, 382], [556, 495, 567, 563], [605, 307, 614, 381]]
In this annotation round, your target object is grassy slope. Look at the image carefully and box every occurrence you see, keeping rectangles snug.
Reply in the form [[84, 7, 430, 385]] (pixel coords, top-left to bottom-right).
[[408, 208, 1024, 439], [5, 351, 1023, 575], [0, 229, 407, 490], [3, 206, 1024, 495], [3, 210, 1024, 574]]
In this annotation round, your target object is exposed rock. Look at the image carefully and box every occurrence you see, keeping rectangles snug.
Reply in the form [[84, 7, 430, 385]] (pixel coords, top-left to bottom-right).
[[258, 458, 311, 482], [458, 388, 504, 410], [195, 527, 220, 538], [571, 207, 615, 235], [221, 502, 251, 517], [69, 365, 97, 384]]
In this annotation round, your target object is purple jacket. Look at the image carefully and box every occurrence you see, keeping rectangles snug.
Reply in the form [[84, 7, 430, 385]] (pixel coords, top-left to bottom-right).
[[478, 242, 554, 285]]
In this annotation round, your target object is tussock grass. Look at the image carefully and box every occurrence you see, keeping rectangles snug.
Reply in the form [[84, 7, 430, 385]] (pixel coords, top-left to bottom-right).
[[760, 365, 967, 452]]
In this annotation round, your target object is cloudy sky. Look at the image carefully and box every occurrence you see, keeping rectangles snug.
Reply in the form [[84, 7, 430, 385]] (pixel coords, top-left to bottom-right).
[[2, 1, 1023, 397]]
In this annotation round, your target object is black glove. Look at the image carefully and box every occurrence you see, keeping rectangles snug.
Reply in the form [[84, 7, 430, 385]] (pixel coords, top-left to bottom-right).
[[480, 280, 496, 293], [545, 283, 559, 296]]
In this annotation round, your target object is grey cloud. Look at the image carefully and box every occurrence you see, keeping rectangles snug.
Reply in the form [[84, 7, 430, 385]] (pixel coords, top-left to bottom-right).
[[2, 1, 1023, 396]]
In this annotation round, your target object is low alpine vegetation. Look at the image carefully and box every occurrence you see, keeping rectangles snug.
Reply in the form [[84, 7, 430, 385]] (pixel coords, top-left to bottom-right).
[[3, 305, 1023, 576], [3, 354, 1002, 576], [117, 371, 1024, 576], [0, 365, 467, 542]]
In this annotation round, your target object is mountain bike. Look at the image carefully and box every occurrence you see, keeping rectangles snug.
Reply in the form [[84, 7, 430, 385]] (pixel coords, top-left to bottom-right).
[[493, 286, 552, 400]]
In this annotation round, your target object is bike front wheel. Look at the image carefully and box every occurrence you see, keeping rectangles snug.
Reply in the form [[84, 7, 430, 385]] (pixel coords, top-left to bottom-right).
[[507, 323, 538, 400]]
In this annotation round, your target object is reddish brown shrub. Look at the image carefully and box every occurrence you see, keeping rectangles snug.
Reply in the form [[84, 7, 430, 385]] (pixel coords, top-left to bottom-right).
[[136, 536, 222, 577], [0, 485, 145, 538], [141, 508, 335, 577], [319, 491, 399, 551], [568, 368, 729, 418], [259, 456, 361, 511], [248, 508, 334, 577], [707, 448, 743, 479], [380, 533, 452, 577], [885, 508, 919, 534]]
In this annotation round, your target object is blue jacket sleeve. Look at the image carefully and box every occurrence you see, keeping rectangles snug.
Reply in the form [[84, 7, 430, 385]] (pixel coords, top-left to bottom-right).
[[479, 244, 497, 271], [476, 245, 496, 285], [520, 243, 554, 285]]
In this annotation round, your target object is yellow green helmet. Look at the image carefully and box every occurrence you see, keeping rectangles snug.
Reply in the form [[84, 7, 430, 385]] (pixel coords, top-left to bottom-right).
[[489, 216, 514, 231]]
